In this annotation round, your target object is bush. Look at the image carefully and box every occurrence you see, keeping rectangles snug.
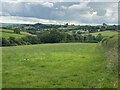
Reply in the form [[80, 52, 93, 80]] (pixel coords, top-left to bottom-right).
[[22, 35, 39, 44], [14, 28, 20, 34], [96, 33, 104, 42], [38, 30, 63, 43], [2, 38, 10, 46]]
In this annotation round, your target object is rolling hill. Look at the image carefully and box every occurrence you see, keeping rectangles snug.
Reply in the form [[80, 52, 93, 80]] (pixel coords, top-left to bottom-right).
[[82, 31, 118, 37], [0, 29, 31, 38]]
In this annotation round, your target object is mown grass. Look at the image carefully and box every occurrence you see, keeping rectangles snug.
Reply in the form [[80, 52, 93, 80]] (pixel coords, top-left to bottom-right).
[[0, 29, 29, 38], [2, 43, 117, 88]]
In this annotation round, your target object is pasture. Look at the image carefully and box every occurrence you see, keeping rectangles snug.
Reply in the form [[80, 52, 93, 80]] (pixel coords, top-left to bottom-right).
[[0, 29, 30, 38], [90, 31, 118, 37], [2, 43, 117, 88], [83, 31, 118, 37]]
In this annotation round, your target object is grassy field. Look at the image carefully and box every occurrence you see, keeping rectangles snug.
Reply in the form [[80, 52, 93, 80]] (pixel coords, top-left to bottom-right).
[[92, 31, 118, 36], [0, 29, 30, 38], [83, 31, 118, 37], [2, 43, 117, 88]]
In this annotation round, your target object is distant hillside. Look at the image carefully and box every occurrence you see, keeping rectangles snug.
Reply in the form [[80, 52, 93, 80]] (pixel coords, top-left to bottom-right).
[[0, 23, 21, 26], [91, 31, 118, 37], [0, 29, 31, 38], [1, 23, 62, 30], [83, 31, 118, 37]]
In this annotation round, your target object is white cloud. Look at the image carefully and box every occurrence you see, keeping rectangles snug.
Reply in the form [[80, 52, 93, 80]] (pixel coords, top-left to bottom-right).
[[105, 9, 118, 23], [84, 11, 98, 19], [105, 9, 113, 17], [68, 2, 89, 10], [61, 6, 67, 9], [42, 2, 54, 8], [65, 2, 118, 24]]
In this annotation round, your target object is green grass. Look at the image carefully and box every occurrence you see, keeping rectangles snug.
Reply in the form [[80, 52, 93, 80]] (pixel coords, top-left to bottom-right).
[[0, 29, 29, 38], [83, 31, 118, 37], [101, 35, 119, 87], [2, 43, 117, 88]]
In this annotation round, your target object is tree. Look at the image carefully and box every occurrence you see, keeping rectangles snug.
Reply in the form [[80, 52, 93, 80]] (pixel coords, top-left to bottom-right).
[[78, 35, 84, 42], [2, 38, 10, 46], [100, 23, 107, 31], [72, 31, 76, 34], [38, 30, 63, 43], [14, 28, 20, 34], [84, 34, 96, 43], [66, 34, 75, 42], [73, 34, 79, 41], [1, 26, 7, 29], [77, 31, 82, 34], [96, 33, 103, 42], [0, 38, 2, 46], [9, 37, 17, 46], [22, 35, 39, 44]]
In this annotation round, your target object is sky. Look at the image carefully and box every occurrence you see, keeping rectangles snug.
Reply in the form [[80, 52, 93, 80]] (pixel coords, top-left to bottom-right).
[[0, 0, 119, 25]]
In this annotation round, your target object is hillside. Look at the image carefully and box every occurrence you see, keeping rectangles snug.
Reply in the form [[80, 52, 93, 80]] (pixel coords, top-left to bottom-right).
[[83, 31, 118, 37], [0, 29, 31, 38], [100, 34, 119, 87], [91, 31, 118, 37]]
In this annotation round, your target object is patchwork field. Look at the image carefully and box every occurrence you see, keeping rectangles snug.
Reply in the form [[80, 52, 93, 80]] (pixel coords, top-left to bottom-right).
[[82, 31, 118, 37], [89, 31, 118, 37], [0, 29, 30, 38], [2, 43, 117, 88]]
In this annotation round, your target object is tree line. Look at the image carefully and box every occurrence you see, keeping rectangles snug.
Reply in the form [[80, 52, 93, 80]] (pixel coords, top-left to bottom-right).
[[3, 23, 118, 35], [1, 30, 103, 46]]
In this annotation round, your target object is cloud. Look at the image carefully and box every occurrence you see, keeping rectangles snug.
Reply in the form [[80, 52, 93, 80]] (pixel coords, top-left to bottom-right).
[[105, 9, 113, 17], [68, 2, 90, 10], [66, 2, 118, 24], [42, 2, 54, 8], [0, 12, 10, 16], [0, 2, 118, 24], [61, 6, 67, 9]]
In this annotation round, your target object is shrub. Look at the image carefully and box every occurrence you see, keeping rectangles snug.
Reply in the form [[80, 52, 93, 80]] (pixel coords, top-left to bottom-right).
[[2, 38, 10, 46]]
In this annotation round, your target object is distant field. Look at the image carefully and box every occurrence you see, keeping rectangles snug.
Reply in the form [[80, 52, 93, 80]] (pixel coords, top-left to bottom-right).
[[87, 31, 118, 37], [2, 43, 117, 88], [0, 29, 30, 38]]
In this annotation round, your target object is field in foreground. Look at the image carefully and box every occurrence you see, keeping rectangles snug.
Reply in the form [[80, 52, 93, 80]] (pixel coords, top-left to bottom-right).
[[2, 43, 117, 88]]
